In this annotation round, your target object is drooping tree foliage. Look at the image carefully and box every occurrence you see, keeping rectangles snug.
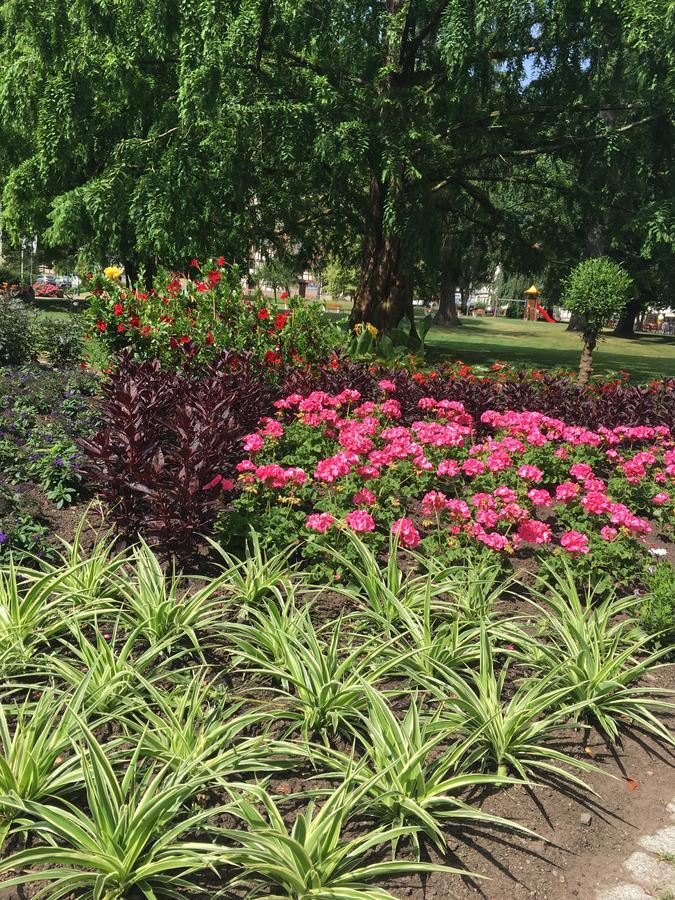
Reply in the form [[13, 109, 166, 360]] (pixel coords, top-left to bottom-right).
[[0, 0, 672, 327]]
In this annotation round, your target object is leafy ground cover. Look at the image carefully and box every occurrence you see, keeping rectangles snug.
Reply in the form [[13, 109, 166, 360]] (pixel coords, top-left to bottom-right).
[[0, 366, 99, 557], [0, 532, 673, 898]]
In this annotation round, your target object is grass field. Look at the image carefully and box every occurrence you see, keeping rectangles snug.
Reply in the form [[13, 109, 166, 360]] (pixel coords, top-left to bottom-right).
[[425, 317, 675, 381]]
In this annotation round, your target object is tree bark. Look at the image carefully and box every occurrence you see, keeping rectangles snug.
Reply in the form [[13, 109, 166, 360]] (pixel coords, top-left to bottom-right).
[[567, 312, 586, 332], [578, 333, 596, 386], [123, 260, 138, 287], [613, 295, 643, 337], [460, 287, 469, 315], [434, 269, 461, 326], [350, 177, 414, 334]]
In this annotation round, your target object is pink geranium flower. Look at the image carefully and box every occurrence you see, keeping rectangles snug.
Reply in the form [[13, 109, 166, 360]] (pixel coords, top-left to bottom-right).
[[517, 464, 543, 483], [353, 488, 376, 507], [515, 519, 552, 545], [345, 510, 376, 532], [560, 530, 590, 554], [306, 512, 335, 533], [391, 517, 421, 548]]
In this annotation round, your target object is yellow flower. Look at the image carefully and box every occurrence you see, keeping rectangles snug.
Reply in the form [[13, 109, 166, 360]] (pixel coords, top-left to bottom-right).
[[365, 323, 379, 337], [104, 266, 123, 280], [354, 322, 364, 336]]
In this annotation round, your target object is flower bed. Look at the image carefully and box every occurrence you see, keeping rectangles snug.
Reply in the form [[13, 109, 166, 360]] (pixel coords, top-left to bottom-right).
[[0, 366, 99, 558], [222, 384, 674, 582], [82, 259, 342, 369]]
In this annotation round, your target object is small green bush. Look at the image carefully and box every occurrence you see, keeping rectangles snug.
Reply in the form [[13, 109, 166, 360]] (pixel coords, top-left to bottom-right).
[[0, 293, 36, 365], [34, 317, 86, 367], [641, 561, 675, 648]]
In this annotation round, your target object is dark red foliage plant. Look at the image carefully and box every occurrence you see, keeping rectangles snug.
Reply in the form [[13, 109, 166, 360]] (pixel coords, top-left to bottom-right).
[[80, 351, 274, 560]]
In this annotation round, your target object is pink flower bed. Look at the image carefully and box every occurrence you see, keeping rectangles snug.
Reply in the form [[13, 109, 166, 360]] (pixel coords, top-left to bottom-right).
[[226, 385, 674, 571]]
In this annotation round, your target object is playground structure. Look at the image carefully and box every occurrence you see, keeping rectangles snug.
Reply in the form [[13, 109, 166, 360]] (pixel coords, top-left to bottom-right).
[[523, 284, 558, 323]]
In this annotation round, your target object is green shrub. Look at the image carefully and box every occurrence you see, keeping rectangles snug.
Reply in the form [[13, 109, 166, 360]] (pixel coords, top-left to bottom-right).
[[641, 561, 675, 648], [34, 316, 86, 367], [0, 293, 36, 365]]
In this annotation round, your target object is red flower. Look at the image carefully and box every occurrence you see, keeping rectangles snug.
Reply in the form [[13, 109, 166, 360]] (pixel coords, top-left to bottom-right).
[[207, 270, 221, 287], [96, 321, 107, 332], [137, 292, 148, 301], [169, 337, 179, 349], [130, 316, 140, 328], [190, 258, 199, 268], [117, 324, 126, 333], [140, 325, 151, 336], [264, 350, 282, 365], [113, 303, 124, 316], [179, 335, 190, 344], [274, 312, 289, 331], [195, 281, 208, 293], [258, 308, 270, 321], [80, 361, 88, 369], [217, 255, 226, 267], [280, 290, 288, 301], [205, 331, 215, 344]]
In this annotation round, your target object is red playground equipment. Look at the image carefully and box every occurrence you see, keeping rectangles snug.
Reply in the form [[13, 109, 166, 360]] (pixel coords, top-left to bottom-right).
[[523, 285, 558, 322], [536, 304, 557, 323]]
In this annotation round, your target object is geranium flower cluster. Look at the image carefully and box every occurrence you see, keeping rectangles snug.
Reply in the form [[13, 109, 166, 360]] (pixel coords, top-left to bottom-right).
[[232, 386, 674, 560]]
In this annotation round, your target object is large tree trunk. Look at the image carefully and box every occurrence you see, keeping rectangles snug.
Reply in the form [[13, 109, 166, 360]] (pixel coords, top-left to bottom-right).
[[434, 269, 461, 326], [613, 295, 643, 337], [460, 288, 469, 315], [578, 333, 596, 386], [567, 312, 586, 332], [350, 178, 414, 334]]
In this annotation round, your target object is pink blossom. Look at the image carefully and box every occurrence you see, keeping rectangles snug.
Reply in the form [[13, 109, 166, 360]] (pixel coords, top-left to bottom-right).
[[353, 488, 376, 507], [255, 464, 288, 488], [653, 492, 670, 505], [493, 486, 517, 504], [527, 488, 553, 507], [462, 458, 486, 477], [243, 433, 265, 453], [569, 463, 593, 481], [600, 526, 618, 542], [517, 464, 544, 483], [446, 499, 471, 520], [391, 517, 421, 548], [473, 527, 510, 551], [357, 464, 380, 480], [560, 530, 590, 554], [378, 379, 397, 392], [422, 491, 449, 516], [555, 481, 580, 502], [236, 459, 256, 473], [380, 399, 402, 419], [258, 417, 284, 438], [437, 459, 460, 477], [345, 510, 376, 532], [486, 450, 513, 472], [515, 519, 552, 545], [581, 491, 613, 515], [315, 452, 358, 483], [306, 512, 335, 533]]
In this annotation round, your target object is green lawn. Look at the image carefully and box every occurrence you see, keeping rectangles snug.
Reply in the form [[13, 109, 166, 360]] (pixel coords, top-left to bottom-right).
[[426, 317, 675, 381]]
